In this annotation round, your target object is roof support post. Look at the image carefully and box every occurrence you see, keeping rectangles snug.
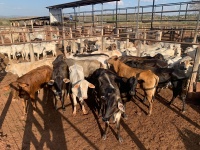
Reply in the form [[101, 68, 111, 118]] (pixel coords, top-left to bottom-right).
[[136, 0, 140, 39], [151, 0, 155, 30], [193, 8, 200, 43], [73, 7, 77, 29], [115, 1, 118, 29], [92, 4, 94, 27]]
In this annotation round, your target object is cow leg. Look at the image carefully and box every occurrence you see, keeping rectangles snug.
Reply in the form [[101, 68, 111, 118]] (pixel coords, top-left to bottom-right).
[[146, 90, 154, 116], [116, 115, 123, 143], [53, 96, 58, 110], [61, 91, 66, 110], [72, 94, 77, 116], [121, 101, 127, 119], [23, 99, 28, 115], [102, 122, 109, 140], [80, 99, 88, 115]]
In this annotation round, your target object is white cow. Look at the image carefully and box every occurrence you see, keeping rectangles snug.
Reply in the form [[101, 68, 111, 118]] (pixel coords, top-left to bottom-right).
[[5, 57, 55, 77], [69, 64, 95, 116], [41, 41, 57, 58], [4, 33, 20, 43], [11, 44, 27, 60], [32, 43, 45, 60], [29, 32, 46, 41], [0, 45, 13, 60]]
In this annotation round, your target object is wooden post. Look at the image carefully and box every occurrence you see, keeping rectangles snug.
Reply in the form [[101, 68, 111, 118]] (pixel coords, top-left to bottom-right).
[[26, 32, 35, 62], [80, 38, 84, 53], [143, 29, 147, 44], [72, 39, 76, 53], [188, 45, 200, 93], [63, 40, 67, 56], [69, 28, 73, 38], [156, 30, 162, 41], [102, 37, 106, 51], [10, 33, 13, 43], [0, 35, 4, 44], [50, 26, 53, 41], [126, 33, 129, 48]]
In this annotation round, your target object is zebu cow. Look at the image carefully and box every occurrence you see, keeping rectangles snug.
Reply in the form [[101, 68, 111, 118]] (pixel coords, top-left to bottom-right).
[[11, 44, 27, 60], [10, 65, 52, 115], [69, 64, 95, 115], [67, 53, 109, 69], [5, 57, 55, 77], [32, 43, 46, 60], [89, 68, 125, 142], [48, 57, 70, 110], [65, 59, 103, 78], [107, 56, 159, 115], [0, 45, 13, 60], [41, 41, 57, 58]]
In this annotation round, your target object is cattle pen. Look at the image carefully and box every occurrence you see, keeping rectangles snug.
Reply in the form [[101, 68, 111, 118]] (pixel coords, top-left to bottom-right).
[[0, 0, 200, 149]]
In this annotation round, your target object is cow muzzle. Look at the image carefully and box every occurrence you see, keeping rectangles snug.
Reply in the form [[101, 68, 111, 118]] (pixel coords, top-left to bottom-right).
[[129, 90, 135, 96], [102, 117, 109, 123]]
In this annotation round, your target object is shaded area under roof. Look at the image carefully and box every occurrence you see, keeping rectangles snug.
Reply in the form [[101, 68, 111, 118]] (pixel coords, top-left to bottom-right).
[[9, 16, 50, 21], [46, 0, 120, 9]]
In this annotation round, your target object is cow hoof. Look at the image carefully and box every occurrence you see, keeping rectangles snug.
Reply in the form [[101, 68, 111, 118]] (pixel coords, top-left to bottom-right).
[[182, 110, 186, 114], [122, 113, 128, 120], [83, 111, 88, 115], [147, 113, 151, 116], [118, 136, 123, 143], [102, 134, 107, 140]]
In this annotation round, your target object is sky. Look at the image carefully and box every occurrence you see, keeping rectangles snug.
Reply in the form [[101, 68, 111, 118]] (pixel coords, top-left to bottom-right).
[[0, 0, 189, 17]]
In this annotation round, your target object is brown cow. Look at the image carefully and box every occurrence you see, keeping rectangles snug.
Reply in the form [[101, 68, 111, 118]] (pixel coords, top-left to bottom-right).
[[107, 56, 159, 115], [10, 65, 53, 115]]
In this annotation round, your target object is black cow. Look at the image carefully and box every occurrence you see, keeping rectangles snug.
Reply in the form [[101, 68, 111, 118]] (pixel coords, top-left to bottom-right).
[[48, 55, 70, 110], [125, 59, 168, 69], [89, 68, 129, 143], [119, 53, 165, 63], [125, 62, 189, 112]]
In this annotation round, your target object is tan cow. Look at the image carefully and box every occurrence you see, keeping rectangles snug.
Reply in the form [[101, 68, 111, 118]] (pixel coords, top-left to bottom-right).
[[107, 56, 159, 115], [10, 65, 53, 115]]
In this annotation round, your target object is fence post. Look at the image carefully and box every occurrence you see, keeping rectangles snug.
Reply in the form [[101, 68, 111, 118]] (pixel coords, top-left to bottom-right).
[[126, 33, 129, 48], [0, 34, 4, 44], [188, 45, 200, 94], [26, 32, 35, 62], [80, 38, 84, 53], [143, 29, 147, 44]]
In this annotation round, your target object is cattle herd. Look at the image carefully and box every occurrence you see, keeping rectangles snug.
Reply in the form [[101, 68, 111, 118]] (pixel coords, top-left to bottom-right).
[[1, 36, 198, 143]]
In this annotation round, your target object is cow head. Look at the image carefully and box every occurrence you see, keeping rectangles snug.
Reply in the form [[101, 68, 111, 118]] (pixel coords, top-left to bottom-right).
[[107, 55, 119, 65], [101, 88, 125, 123], [72, 79, 95, 100], [10, 81, 31, 100], [128, 76, 138, 96], [48, 77, 70, 101]]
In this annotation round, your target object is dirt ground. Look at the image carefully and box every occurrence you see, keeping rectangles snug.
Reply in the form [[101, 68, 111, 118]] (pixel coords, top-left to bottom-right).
[[0, 53, 200, 150]]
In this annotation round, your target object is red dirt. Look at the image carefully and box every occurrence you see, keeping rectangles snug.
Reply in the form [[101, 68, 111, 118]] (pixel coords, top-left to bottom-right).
[[0, 55, 200, 150]]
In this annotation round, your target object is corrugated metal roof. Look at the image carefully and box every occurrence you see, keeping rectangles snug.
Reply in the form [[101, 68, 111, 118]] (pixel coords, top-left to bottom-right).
[[9, 16, 50, 21], [46, 0, 120, 9]]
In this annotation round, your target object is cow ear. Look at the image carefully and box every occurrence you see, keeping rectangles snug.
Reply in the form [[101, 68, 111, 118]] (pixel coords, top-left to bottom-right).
[[18, 83, 29, 88], [10, 81, 19, 90], [63, 78, 70, 83], [88, 83, 95, 88], [48, 80, 54, 85], [118, 102, 125, 112], [74, 83, 80, 88]]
